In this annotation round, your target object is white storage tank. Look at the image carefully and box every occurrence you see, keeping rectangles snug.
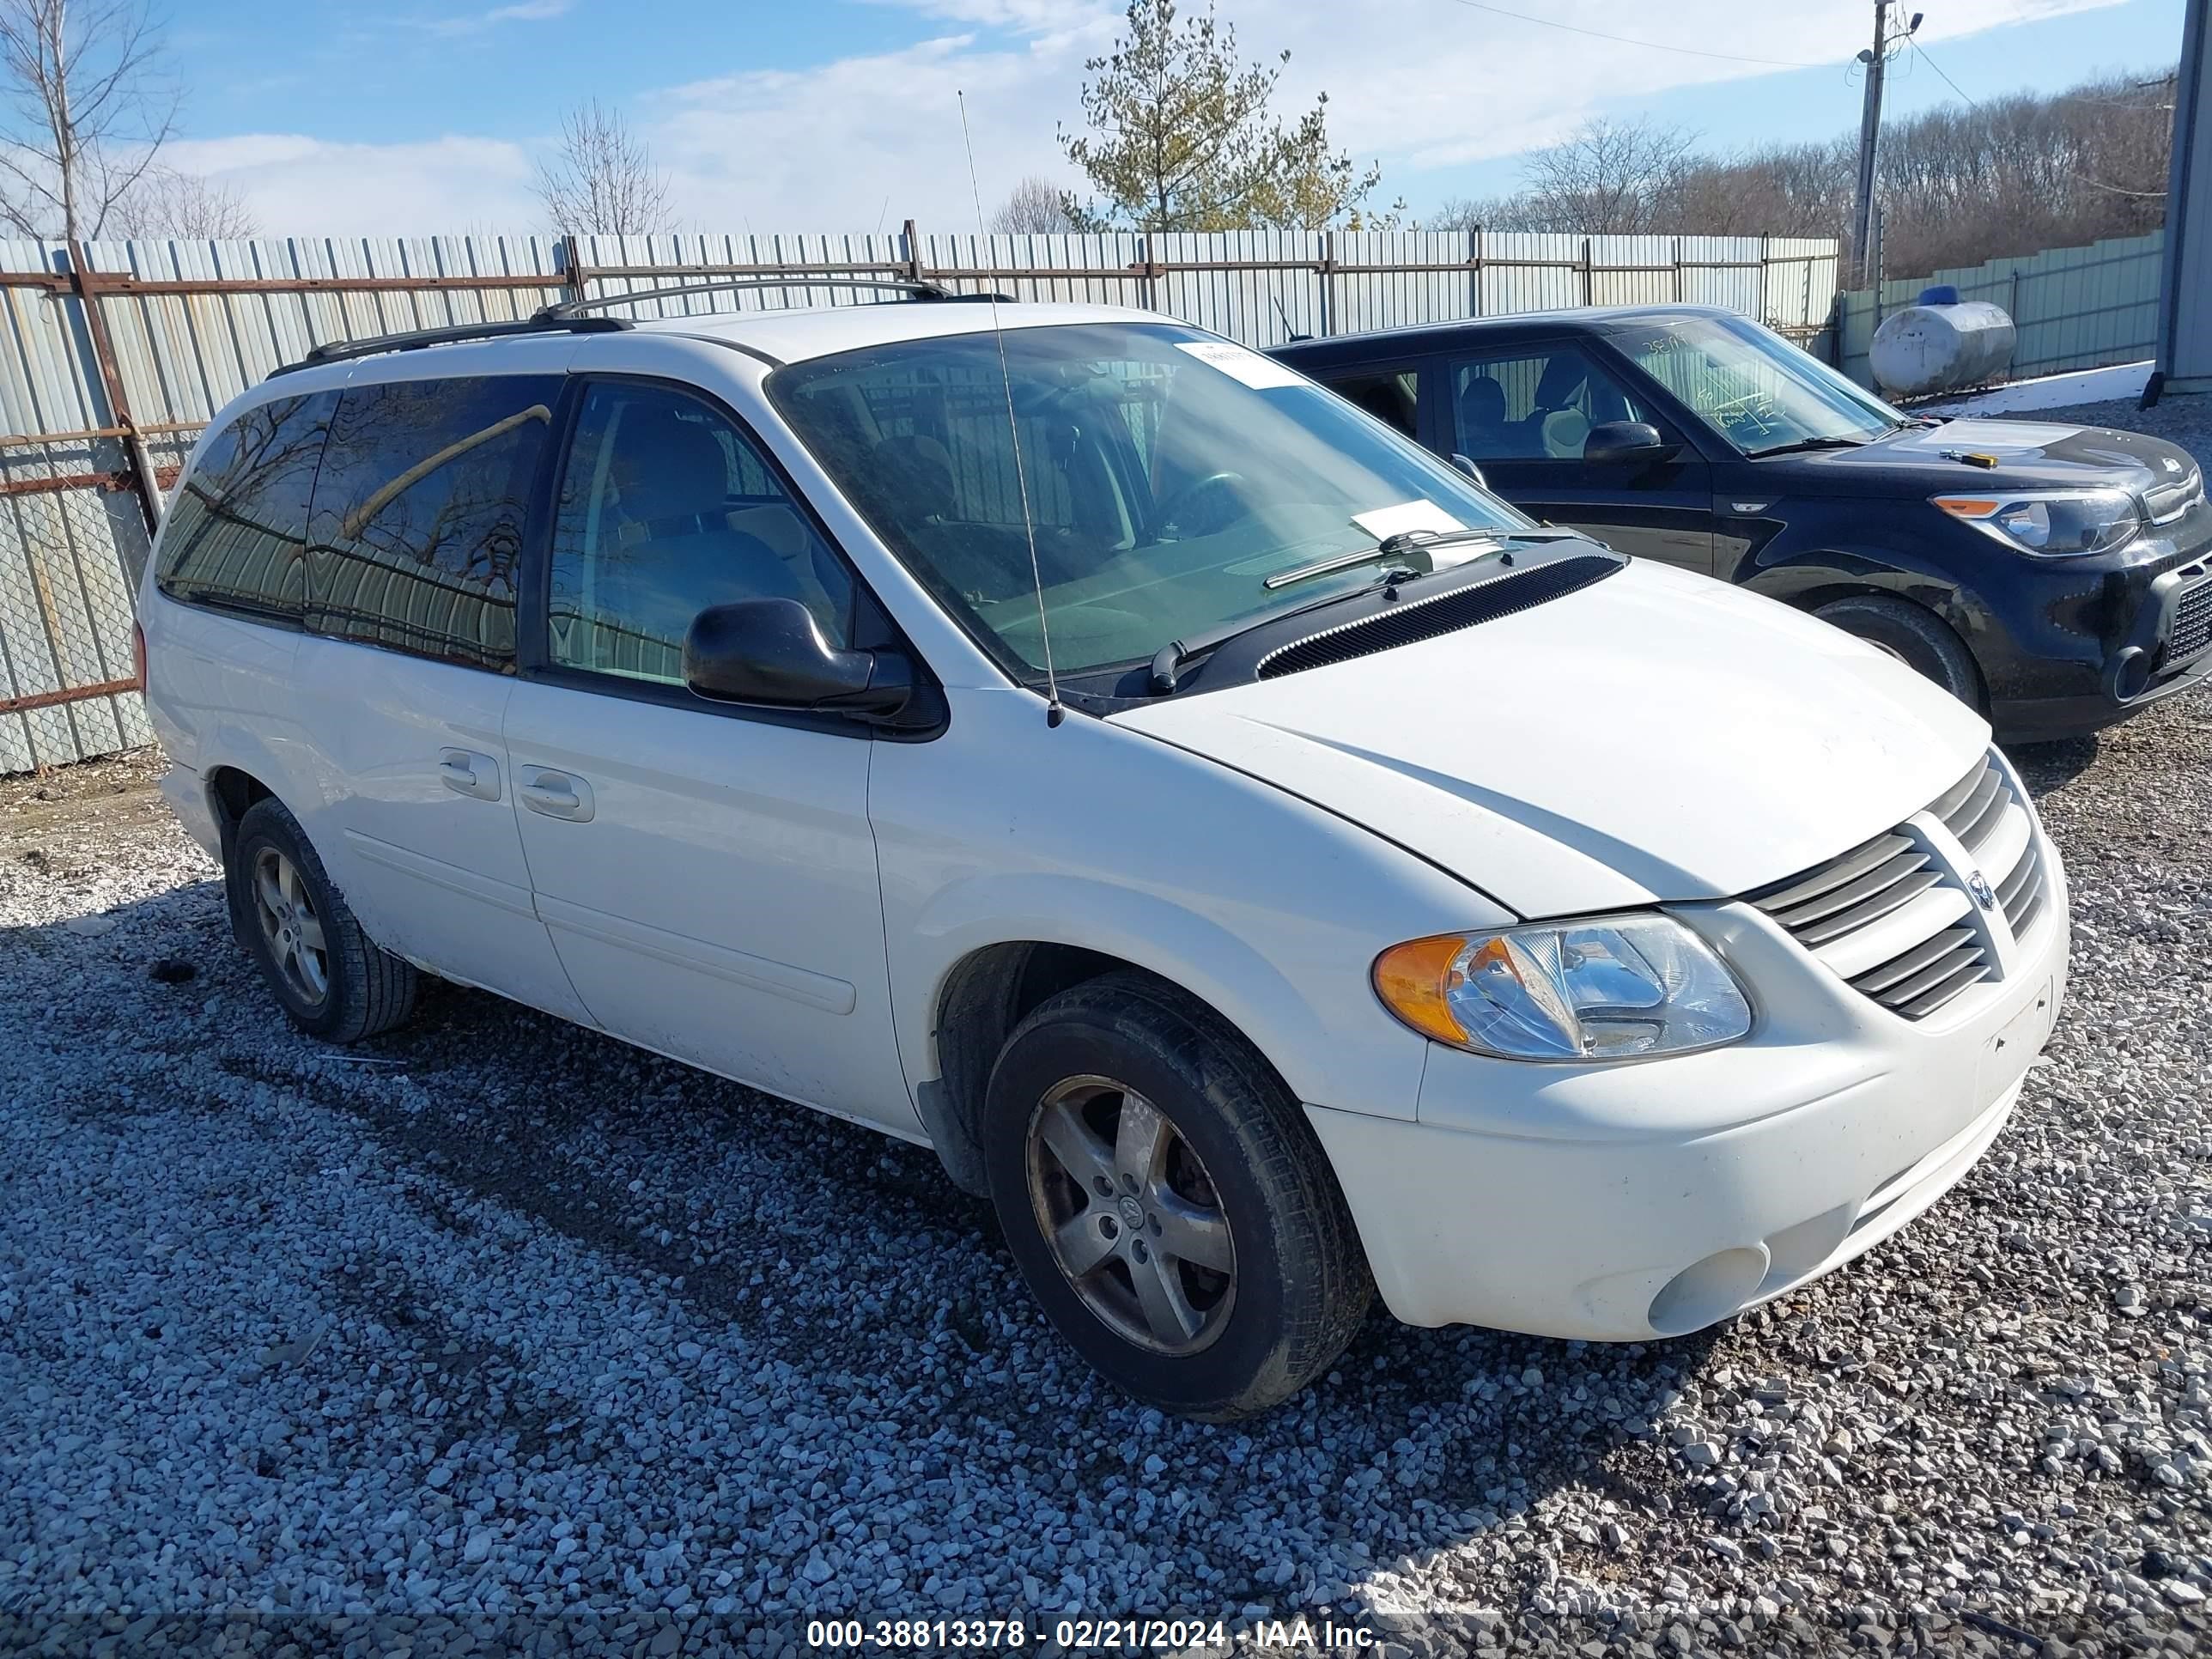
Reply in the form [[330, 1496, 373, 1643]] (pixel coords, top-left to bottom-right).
[[1869, 288, 2018, 398]]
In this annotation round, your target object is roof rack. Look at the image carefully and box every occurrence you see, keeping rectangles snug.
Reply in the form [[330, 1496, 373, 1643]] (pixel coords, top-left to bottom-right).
[[272, 313, 634, 376], [535, 275, 1016, 320]]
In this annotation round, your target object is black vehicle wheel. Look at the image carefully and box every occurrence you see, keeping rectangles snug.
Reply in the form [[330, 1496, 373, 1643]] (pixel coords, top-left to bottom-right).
[[982, 970, 1372, 1420], [229, 798, 418, 1043], [1816, 594, 1986, 710]]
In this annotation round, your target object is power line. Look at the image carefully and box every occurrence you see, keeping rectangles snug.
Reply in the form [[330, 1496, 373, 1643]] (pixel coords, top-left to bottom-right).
[[1908, 38, 2169, 198], [1439, 0, 1834, 70]]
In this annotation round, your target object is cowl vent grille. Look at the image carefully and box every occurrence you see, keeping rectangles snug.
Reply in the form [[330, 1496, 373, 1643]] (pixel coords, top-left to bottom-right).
[[1255, 555, 1620, 680]]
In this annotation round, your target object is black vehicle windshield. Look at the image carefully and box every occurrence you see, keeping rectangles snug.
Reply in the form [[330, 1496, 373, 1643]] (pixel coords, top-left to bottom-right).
[[768, 321, 1531, 678], [1611, 314, 1908, 455]]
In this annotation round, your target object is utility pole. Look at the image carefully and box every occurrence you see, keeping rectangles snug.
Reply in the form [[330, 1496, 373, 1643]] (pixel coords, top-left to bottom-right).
[[1850, 5, 1923, 289]]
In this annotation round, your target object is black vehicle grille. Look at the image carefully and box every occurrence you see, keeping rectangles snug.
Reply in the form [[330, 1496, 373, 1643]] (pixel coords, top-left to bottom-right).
[[1256, 555, 1621, 679], [2170, 577, 2212, 665]]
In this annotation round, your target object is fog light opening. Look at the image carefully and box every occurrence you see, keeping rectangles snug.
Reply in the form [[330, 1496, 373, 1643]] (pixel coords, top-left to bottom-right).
[[2111, 646, 2152, 702], [1648, 1246, 1770, 1338]]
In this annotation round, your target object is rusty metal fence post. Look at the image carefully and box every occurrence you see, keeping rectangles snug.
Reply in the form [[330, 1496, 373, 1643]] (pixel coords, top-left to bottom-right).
[[64, 240, 161, 541]]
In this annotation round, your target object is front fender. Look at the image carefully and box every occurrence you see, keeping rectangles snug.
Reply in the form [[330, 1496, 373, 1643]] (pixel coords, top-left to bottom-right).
[[903, 871, 1346, 1109], [871, 688, 1509, 1124]]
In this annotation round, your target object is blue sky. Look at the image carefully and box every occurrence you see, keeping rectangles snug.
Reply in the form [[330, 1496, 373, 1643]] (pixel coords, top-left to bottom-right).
[[157, 0, 2189, 234]]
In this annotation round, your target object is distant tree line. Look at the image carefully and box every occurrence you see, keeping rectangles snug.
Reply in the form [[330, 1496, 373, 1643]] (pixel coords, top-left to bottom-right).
[[1429, 69, 2174, 282]]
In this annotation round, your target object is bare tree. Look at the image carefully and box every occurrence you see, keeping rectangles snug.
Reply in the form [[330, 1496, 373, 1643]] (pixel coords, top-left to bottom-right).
[[988, 175, 1073, 234], [0, 0, 179, 241], [533, 100, 672, 237], [108, 165, 257, 239], [1517, 117, 1698, 234]]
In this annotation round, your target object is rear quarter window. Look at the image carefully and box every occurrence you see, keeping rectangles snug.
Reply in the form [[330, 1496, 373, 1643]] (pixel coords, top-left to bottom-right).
[[305, 375, 561, 671], [154, 392, 337, 623]]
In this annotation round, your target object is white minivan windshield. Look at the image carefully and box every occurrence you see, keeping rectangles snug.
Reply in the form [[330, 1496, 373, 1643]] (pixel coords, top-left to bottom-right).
[[770, 321, 1531, 677]]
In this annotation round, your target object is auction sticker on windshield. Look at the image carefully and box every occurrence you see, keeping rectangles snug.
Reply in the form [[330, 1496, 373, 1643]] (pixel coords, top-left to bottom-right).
[[1174, 338, 1306, 389], [1352, 500, 1468, 542]]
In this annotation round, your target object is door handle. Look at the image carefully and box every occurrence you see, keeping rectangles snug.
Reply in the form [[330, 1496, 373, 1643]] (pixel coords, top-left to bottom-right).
[[520, 767, 595, 823], [437, 748, 501, 801]]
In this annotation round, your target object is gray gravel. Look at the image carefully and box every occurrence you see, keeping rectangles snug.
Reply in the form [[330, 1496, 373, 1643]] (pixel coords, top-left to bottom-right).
[[3, 690, 2210, 1655]]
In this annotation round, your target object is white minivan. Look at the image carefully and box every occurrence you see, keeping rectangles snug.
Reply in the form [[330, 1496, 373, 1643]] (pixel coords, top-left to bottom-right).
[[138, 288, 2068, 1419]]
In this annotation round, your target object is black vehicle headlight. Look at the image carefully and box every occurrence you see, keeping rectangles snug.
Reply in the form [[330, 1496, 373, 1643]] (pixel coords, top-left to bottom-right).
[[1934, 488, 2142, 556]]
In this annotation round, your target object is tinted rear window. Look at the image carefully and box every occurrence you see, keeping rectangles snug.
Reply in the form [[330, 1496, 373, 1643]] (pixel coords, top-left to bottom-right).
[[305, 375, 561, 670], [155, 392, 336, 623]]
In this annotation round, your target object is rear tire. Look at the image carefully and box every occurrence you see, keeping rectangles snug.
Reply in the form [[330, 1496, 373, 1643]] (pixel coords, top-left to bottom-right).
[[982, 971, 1371, 1420], [229, 798, 418, 1043], [1816, 594, 1985, 710]]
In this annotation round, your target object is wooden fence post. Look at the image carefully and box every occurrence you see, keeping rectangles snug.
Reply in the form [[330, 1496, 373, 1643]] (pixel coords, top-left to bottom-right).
[[64, 240, 160, 539]]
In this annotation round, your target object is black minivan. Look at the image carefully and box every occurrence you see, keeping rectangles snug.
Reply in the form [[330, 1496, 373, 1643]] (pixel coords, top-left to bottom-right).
[[1272, 306, 2212, 740]]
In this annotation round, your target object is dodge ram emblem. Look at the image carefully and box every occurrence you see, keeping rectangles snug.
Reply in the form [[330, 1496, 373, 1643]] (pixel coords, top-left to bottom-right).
[[1967, 870, 1997, 911]]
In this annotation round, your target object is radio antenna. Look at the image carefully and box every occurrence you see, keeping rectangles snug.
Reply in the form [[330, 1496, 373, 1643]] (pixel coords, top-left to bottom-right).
[[957, 90, 1062, 727]]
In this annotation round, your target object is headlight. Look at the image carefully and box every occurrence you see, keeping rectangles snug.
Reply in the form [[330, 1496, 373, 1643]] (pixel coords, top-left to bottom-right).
[[1934, 488, 2141, 556], [1372, 915, 1751, 1062]]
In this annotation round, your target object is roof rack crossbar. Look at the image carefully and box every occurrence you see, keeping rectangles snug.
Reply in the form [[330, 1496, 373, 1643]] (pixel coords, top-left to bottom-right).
[[537, 275, 1016, 319], [273, 313, 634, 375]]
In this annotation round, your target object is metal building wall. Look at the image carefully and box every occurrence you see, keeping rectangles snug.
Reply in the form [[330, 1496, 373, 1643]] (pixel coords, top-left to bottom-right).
[[2157, 0, 2212, 395], [0, 227, 1838, 773]]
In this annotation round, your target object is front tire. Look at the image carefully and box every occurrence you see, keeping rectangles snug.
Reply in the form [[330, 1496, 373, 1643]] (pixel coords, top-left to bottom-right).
[[229, 798, 418, 1043], [982, 972, 1371, 1420], [1815, 594, 1985, 710]]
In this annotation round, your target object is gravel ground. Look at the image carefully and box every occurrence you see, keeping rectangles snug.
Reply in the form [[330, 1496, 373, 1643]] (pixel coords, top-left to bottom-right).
[[3, 695, 2210, 1657]]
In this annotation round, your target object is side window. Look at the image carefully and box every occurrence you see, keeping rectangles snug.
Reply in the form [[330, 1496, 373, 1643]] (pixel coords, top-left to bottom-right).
[[155, 392, 336, 622], [1322, 368, 1423, 438], [546, 381, 855, 687], [305, 375, 559, 671], [1450, 346, 1652, 463]]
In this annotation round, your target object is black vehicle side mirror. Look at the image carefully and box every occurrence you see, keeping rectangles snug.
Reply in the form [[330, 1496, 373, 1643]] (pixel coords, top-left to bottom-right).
[[1449, 452, 1490, 489], [684, 598, 913, 720], [1583, 421, 1680, 468]]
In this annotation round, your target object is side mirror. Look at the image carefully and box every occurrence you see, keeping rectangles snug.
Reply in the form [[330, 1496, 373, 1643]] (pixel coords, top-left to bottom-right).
[[1583, 421, 1680, 468], [1449, 453, 1489, 489], [683, 598, 913, 719]]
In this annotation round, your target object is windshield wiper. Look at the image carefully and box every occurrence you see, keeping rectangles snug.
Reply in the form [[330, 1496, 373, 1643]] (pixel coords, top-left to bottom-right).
[[1745, 435, 1870, 459], [1263, 527, 1504, 592]]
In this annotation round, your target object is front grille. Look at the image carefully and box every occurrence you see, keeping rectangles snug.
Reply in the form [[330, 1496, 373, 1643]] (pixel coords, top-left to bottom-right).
[[2169, 577, 2212, 665], [1753, 751, 2045, 1021]]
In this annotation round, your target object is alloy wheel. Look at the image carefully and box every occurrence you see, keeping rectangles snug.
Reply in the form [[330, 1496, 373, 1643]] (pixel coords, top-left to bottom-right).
[[1024, 1075, 1237, 1355], [252, 847, 329, 1008]]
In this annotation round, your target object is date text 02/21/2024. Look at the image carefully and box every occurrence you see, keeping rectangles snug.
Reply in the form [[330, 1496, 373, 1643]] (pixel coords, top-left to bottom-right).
[[803, 1616, 1381, 1648]]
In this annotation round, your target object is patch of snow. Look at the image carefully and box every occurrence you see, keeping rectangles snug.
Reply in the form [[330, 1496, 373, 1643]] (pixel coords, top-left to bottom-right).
[[1922, 360, 2151, 416]]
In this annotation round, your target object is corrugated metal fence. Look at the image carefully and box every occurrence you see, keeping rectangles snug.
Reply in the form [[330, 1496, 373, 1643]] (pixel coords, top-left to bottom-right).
[[1835, 229, 2165, 392], [0, 225, 1837, 773]]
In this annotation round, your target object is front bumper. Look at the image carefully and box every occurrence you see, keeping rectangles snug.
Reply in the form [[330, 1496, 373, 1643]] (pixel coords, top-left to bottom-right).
[[1986, 522, 2212, 742], [1310, 830, 2069, 1340]]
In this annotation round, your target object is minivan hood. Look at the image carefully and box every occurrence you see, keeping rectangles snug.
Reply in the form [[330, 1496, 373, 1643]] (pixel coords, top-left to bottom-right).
[[1112, 559, 1990, 919], [1784, 416, 2200, 500]]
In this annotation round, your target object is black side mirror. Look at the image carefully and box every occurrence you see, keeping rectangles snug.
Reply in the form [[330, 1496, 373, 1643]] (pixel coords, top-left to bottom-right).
[[1449, 453, 1489, 489], [1583, 421, 1680, 468], [683, 598, 913, 720]]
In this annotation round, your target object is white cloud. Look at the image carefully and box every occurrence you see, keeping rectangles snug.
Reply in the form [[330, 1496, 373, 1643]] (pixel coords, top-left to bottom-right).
[[413, 0, 573, 37], [159, 135, 540, 235], [170, 0, 2132, 236]]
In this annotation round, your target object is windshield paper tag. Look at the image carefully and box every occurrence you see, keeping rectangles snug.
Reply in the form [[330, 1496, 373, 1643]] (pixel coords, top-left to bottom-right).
[[1174, 339, 1307, 390], [1352, 501, 1468, 542]]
